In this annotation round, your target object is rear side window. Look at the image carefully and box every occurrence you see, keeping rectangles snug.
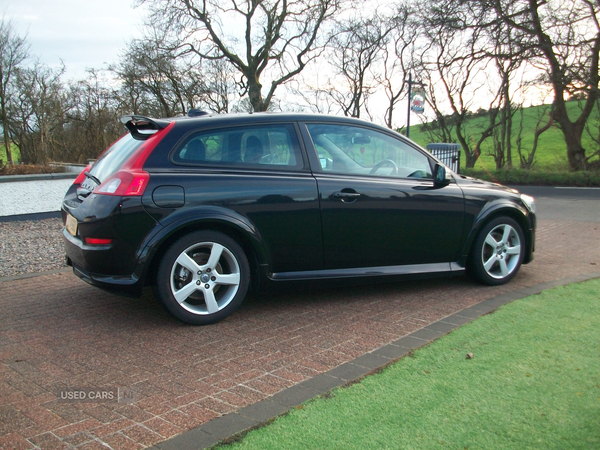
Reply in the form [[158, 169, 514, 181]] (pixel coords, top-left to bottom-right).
[[172, 124, 304, 171], [89, 134, 144, 182]]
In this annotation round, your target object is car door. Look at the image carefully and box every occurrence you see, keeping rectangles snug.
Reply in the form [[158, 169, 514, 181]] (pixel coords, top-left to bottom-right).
[[144, 122, 324, 274], [301, 122, 465, 270]]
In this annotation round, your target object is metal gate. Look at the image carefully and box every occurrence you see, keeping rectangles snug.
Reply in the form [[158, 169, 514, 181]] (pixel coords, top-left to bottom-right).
[[426, 143, 461, 174]]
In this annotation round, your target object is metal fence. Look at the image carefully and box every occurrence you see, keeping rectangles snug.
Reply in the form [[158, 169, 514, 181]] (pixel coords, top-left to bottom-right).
[[426, 143, 461, 174]]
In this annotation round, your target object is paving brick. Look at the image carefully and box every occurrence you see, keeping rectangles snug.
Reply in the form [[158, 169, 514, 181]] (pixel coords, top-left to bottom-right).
[[88, 418, 136, 438], [62, 431, 94, 446], [0, 217, 599, 448], [0, 404, 36, 434], [28, 432, 71, 449], [98, 432, 144, 450], [122, 424, 164, 447], [142, 417, 183, 439], [52, 418, 102, 438], [0, 432, 35, 450]]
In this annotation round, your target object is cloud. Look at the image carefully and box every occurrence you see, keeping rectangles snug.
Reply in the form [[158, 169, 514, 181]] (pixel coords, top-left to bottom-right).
[[3, 0, 146, 79]]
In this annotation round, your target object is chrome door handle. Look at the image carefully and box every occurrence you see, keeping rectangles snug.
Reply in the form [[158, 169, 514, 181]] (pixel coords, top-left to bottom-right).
[[333, 191, 361, 201], [334, 192, 360, 198]]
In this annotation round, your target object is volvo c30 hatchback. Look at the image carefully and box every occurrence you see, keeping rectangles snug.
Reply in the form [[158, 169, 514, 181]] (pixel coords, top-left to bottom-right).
[[62, 111, 536, 325]]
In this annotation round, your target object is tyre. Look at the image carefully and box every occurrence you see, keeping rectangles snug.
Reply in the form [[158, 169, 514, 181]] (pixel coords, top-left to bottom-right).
[[156, 231, 250, 325], [468, 216, 525, 286]]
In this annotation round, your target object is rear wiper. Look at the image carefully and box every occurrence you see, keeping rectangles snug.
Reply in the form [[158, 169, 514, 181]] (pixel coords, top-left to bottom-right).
[[84, 171, 101, 185]]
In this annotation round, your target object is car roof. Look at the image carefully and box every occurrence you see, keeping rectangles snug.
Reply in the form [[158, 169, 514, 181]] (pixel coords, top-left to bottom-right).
[[162, 111, 400, 136], [121, 111, 413, 148]]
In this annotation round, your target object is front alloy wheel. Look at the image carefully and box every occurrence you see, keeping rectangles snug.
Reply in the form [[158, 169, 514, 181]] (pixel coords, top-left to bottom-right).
[[157, 231, 249, 325], [469, 217, 525, 285]]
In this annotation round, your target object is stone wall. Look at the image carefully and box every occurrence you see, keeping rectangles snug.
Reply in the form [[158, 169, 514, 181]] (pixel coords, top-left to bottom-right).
[[0, 174, 77, 217]]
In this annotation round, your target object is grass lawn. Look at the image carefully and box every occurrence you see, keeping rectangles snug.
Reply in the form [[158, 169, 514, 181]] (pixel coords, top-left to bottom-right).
[[410, 100, 600, 172], [220, 278, 600, 449], [0, 144, 21, 165]]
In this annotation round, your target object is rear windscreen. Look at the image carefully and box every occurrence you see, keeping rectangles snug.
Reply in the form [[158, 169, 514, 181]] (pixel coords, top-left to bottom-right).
[[89, 134, 144, 182]]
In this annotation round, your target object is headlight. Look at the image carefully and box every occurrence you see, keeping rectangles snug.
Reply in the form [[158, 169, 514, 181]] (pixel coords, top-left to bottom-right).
[[520, 194, 536, 214]]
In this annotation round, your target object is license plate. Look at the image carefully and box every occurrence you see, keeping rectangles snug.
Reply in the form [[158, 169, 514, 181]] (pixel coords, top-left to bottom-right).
[[66, 214, 78, 236]]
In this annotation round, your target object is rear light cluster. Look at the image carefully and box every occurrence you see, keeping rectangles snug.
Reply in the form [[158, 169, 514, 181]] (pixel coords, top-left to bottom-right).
[[95, 171, 150, 196]]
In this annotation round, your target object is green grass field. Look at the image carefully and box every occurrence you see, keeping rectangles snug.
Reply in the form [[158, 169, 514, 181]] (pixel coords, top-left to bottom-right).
[[0, 143, 21, 165], [410, 100, 600, 172], [220, 278, 600, 449]]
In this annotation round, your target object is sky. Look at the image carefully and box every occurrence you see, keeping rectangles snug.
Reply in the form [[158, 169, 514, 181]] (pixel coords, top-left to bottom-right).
[[2, 0, 147, 80], [0, 0, 429, 127]]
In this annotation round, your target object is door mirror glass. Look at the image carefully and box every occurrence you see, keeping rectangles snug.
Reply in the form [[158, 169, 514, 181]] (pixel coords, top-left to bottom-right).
[[434, 163, 451, 187]]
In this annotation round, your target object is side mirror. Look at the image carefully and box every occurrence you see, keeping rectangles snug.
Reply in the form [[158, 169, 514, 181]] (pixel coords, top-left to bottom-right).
[[433, 163, 451, 188]]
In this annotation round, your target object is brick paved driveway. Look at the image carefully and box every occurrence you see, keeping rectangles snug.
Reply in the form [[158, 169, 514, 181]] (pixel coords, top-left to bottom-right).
[[1, 188, 599, 449]]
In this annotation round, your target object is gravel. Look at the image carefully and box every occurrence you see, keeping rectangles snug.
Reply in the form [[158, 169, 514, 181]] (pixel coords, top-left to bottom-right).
[[0, 218, 66, 278]]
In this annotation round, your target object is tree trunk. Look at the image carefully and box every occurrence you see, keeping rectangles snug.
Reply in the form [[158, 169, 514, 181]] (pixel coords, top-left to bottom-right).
[[2, 127, 13, 164], [563, 125, 588, 170], [554, 101, 588, 171], [247, 78, 267, 112], [464, 151, 478, 169]]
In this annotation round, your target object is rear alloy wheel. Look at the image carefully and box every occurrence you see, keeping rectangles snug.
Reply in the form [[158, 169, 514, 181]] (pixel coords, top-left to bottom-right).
[[156, 231, 249, 325], [469, 216, 525, 286]]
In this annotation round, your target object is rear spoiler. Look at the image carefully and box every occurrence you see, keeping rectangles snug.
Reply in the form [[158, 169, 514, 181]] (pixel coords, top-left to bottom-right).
[[120, 115, 171, 140]]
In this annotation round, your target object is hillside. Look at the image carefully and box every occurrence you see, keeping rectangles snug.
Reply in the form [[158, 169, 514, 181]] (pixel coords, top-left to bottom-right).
[[409, 100, 599, 172]]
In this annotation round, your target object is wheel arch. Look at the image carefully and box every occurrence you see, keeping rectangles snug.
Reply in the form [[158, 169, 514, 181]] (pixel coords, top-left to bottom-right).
[[137, 208, 268, 292], [460, 201, 534, 267]]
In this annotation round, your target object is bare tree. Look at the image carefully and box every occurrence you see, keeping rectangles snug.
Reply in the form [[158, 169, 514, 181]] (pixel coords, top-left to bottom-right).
[[582, 98, 600, 165], [515, 102, 554, 169], [485, 16, 531, 169], [140, 0, 341, 112], [114, 28, 206, 117], [418, 0, 502, 168], [65, 70, 124, 162], [202, 59, 236, 113], [285, 75, 338, 114], [9, 62, 67, 164], [326, 13, 391, 119], [0, 18, 28, 164], [473, 0, 600, 170], [380, 3, 418, 129]]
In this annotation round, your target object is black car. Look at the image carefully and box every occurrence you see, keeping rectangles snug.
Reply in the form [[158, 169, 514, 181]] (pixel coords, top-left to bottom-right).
[[62, 111, 536, 325]]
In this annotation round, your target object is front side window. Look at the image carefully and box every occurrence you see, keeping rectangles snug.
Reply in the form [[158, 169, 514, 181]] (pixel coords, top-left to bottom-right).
[[172, 124, 304, 171], [306, 124, 432, 179]]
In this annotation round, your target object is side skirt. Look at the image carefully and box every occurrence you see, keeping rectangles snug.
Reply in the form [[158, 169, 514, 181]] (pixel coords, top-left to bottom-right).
[[270, 262, 465, 282]]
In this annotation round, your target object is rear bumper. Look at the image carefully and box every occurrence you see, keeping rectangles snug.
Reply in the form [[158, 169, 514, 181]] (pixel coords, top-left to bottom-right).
[[66, 248, 145, 297], [61, 195, 157, 297]]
